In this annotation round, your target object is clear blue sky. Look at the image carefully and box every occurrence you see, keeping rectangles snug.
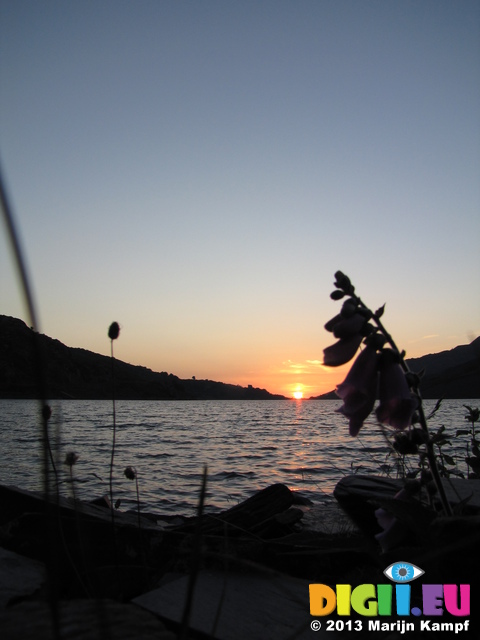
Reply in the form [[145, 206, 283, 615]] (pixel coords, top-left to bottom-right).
[[1, 0, 479, 397]]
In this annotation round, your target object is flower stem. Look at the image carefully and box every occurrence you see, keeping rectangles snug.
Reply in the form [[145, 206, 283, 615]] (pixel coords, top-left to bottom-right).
[[416, 401, 452, 515], [109, 338, 118, 566], [359, 297, 452, 516], [109, 338, 117, 511], [135, 475, 141, 534]]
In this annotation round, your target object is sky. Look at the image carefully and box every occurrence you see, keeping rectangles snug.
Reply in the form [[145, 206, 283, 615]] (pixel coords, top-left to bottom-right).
[[1, 0, 479, 398]]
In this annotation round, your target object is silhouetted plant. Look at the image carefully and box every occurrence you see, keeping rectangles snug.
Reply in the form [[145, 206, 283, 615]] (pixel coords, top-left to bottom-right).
[[124, 466, 142, 533], [64, 451, 79, 502], [108, 322, 120, 506], [108, 321, 120, 568], [324, 270, 452, 516], [1, 167, 62, 633], [62, 450, 92, 596], [179, 465, 208, 640], [458, 405, 480, 479]]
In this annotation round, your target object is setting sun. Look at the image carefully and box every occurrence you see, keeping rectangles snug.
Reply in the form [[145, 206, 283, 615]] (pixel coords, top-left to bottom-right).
[[293, 390, 303, 400]]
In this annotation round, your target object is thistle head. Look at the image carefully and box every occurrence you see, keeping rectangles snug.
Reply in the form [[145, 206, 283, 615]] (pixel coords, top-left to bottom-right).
[[108, 322, 120, 340], [124, 466, 136, 480], [64, 451, 79, 467]]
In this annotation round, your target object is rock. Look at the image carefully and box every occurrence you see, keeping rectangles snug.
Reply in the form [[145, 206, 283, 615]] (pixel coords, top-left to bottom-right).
[[133, 569, 333, 640], [0, 547, 45, 608], [0, 599, 174, 639], [334, 474, 480, 537]]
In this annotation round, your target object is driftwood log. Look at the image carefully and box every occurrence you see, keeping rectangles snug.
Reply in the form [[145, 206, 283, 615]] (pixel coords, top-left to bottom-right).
[[0, 482, 306, 601], [175, 482, 303, 537]]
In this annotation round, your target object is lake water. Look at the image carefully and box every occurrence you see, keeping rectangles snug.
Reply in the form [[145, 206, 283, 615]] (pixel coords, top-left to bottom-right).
[[0, 399, 476, 516]]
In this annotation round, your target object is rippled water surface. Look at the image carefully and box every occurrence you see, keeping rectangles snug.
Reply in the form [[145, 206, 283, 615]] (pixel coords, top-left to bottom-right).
[[0, 399, 475, 515]]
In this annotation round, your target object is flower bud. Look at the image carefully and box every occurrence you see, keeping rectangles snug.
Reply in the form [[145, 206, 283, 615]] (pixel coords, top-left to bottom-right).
[[375, 304, 386, 318], [334, 271, 354, 294]]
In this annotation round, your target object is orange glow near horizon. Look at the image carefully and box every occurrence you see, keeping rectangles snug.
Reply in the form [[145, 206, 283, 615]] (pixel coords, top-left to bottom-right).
[[106, 341, 349, 399], [291, 382, 305, 400]]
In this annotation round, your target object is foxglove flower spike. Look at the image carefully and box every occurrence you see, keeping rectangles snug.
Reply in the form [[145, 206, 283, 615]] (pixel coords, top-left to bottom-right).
[[336, 345, 379, 435]]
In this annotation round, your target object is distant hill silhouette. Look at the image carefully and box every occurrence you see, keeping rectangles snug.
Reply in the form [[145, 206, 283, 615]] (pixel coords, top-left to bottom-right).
[[0, 315, 285, 400], [313, 338, 480, 399]]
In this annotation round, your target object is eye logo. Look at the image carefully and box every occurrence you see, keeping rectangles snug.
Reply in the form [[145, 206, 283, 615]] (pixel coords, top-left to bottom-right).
[[384, 561, 424, 583]]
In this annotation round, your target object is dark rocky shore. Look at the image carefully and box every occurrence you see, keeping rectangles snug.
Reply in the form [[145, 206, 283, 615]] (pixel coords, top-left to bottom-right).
[[0, 315, 286, 400], [0, 477, 478, 639]]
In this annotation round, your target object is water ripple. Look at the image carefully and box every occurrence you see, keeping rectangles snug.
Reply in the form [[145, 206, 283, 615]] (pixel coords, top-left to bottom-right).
[[0, 399, 475, 515]]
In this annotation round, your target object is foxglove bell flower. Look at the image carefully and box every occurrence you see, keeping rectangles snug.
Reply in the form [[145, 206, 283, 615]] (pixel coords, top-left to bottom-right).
[[325, 312, 366, 340], [374, 488, 410, 552], [323, 333, 364, 367], [376, 350, 418, 430], [336, 345, 379, 436], [323, 304, 371, 366]]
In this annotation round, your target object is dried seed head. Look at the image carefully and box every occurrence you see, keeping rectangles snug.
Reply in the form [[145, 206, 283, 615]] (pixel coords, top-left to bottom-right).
[[64, 451, 79, 467], [124, 466, 136, 480], [108, 322, 120, 340]]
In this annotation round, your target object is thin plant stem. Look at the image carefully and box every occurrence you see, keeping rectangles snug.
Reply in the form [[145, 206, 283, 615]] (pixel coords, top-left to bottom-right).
[[1, 165, 61, 638], [69, 466, 76, 504], [109, 337, 119, 566], [67, 462, 93, 597], [135, 475, 142, 534], [109, 337, 117, 511], [179, 465, 208, 640], [358, 297, 452, 516], [0, 171, 57, 478]]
